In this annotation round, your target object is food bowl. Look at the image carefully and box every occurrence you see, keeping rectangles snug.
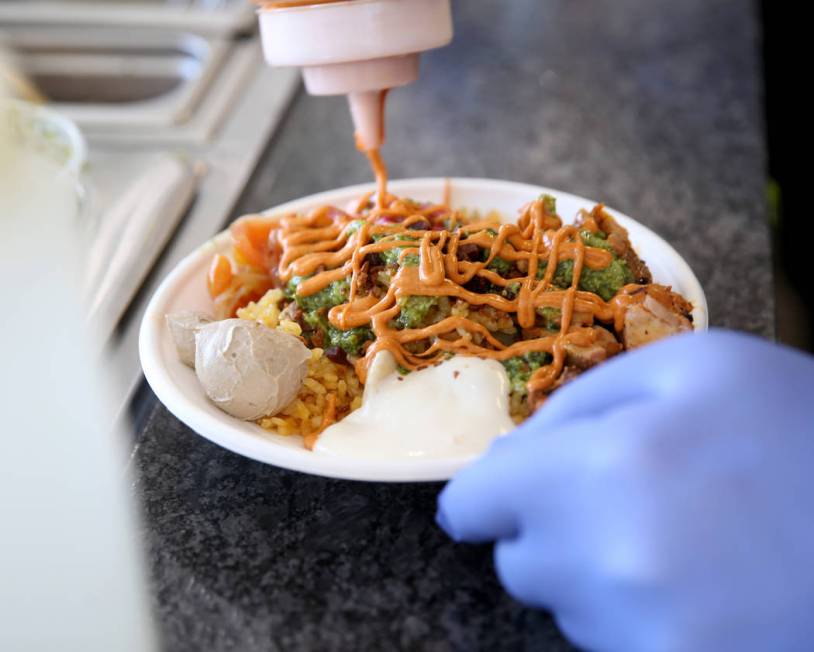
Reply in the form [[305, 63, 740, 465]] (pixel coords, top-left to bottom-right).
[[139, 178, 707, 482]]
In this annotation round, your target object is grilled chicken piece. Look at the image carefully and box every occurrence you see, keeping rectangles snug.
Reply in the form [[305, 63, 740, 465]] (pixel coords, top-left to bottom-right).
[[564, 326, 622, 369], [528, 328, 622, 411], [577, 205, 653, 284], [356, 260, 372, 295], [553, 364, 581, 388], [622, 284, 693, 349], [280, 301, 302, 323], [528, 365, 582, 412]]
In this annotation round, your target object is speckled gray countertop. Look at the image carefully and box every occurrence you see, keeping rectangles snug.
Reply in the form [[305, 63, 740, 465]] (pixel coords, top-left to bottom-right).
[[132, 1, 770, 650]]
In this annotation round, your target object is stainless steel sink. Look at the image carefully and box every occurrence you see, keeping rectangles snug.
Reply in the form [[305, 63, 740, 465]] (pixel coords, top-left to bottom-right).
[[0, 0, 255, 36], [24, 46, 200, 104], [4, 27, 228, 129]]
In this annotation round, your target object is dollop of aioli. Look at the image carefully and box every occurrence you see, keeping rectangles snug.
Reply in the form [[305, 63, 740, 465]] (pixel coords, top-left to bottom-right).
[[194, 319, 310, 421], [315, 352, 515, 459]]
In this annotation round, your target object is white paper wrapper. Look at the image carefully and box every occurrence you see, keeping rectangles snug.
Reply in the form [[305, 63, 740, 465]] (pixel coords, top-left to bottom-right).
[[166, 312, 213, 368]]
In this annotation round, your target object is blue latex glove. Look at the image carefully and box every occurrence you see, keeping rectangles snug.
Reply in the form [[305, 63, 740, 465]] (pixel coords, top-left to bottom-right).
[[438, 330, 814, 652]]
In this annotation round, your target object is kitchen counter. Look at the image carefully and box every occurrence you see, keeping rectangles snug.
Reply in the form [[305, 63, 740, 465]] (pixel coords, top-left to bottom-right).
[[132, 1, 770, 650]]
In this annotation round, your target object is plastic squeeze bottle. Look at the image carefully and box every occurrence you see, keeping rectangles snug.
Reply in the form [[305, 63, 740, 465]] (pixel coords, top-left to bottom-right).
[[257, 0, 453, 193]]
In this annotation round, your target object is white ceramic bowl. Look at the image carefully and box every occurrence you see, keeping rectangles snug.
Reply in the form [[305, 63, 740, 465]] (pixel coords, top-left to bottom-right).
[[139, 178, 708, 482]]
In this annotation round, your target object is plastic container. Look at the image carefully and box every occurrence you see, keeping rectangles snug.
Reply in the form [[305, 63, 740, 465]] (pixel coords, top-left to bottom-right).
[[258, 0, 453, 149]]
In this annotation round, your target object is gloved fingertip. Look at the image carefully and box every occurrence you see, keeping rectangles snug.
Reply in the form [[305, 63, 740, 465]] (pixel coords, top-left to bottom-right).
[[435, 486, 460, 539], [435, 506, 456, 539]]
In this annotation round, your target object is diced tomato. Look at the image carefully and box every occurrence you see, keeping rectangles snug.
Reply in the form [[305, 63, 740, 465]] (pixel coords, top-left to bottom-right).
[[375, 213, 403, 225], [207, 254, 233, 298], [230, 217, 275, 270]]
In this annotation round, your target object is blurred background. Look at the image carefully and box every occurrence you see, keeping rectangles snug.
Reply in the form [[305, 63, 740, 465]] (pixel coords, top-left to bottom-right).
[[761, 1, 809, 351], [1, 0, 301, 422], [0, 1, 806, 650]]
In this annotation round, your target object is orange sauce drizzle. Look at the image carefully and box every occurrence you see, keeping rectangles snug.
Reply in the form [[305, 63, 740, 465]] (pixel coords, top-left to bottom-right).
[[354, 89, 390, 207], [303, 393, 337, 449], [223, 14, 645, 402], [257, 0, 349, 9], [244, 196, 647, 403], [364, 148, 389, 209]]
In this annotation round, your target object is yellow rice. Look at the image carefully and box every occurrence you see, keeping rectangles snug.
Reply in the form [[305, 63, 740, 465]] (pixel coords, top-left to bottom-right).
[[238, 286, 529, 437], [238, 289, 364, 439]]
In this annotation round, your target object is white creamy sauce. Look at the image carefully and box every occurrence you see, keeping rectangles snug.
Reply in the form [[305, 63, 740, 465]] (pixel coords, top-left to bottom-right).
[[315, 352, 515, 459]]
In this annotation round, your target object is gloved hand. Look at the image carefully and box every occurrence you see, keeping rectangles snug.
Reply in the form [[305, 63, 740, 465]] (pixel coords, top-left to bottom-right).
[[437, 330, 814, 652]]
